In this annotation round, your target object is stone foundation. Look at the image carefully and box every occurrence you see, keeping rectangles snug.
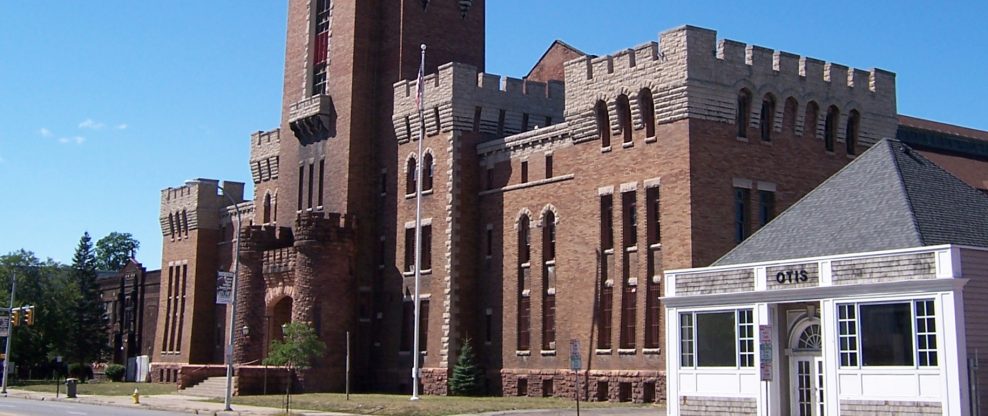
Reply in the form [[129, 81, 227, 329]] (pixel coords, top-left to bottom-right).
[[500, 369, 665, 403], [421, 367, 449, 395]]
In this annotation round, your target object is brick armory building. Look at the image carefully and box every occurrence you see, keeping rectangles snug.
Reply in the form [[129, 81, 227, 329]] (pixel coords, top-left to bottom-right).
[[150, 0, 988, 401]]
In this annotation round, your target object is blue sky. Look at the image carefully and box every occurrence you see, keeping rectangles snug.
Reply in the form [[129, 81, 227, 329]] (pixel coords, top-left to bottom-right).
[[2, 1, 986, 269]]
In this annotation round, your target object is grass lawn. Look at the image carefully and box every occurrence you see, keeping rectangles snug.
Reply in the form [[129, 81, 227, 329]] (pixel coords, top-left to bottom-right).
[[231, 393, 656, 416], [17, 381, 177, 396]]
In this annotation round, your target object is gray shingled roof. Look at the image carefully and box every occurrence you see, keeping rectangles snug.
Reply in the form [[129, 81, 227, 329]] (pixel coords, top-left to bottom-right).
[[714, 139, 988, 266]]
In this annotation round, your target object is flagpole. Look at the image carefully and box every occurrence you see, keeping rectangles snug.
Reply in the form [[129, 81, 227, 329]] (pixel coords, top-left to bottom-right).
[[411, 43, 426, 402]]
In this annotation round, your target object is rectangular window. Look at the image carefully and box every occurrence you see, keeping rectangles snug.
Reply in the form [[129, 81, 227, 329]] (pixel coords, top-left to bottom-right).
[[379, 170, 387, 196], [486, 167, 494, 190], [400, 300, 413, 351], [421, 225, 432, 271], [297, 165, 305, 210], [837, 304, 859, 366], [734, 187, 751, 243], [485, 227, 493, 257], [644, 281, 661, 348], [860, 303, 914, 366], [543, 294, 555, 350], [520, 161, 528, 183], [419, 299, 430, 352], [758, 190, 775, 226], [601, 194, 614, 251], [680, 313, 694, 367], [473, 106, 482, 132], [318, 159, 325, 207], [404, 228, 415, 272], [680, 309, 754, 368], [622, 191, 637, 248], [518, 295, 531, 350], [485, 310, 493, 344], [916, 300, 938, 366], [307, 162, 315, 209], [311, 0, 331, 96], [497, 109, 506, 136], [545, 154, 553, 178], [646, 187, 660, 244], [598, 283, 613, 350], [521, 113, 530, 131], [619, 286, 636, 349]]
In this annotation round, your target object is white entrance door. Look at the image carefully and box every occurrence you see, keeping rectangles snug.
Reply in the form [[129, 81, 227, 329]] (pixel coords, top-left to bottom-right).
[[790, 322, 824, 416]]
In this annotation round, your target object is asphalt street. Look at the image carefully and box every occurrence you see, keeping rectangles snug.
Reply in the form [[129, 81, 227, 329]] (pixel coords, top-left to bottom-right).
[[0, 397, 188, 416]]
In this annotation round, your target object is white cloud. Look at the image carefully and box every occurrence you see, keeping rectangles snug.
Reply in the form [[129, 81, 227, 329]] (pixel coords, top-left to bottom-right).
[[58, 136, 86, 145], [39, 127, 53, 138], [78, 118, 105, 130], [116, 123, 128, 130]]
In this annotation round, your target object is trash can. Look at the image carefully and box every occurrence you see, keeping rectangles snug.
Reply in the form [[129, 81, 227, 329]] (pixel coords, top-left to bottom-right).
[[65, 378, 78, 398]]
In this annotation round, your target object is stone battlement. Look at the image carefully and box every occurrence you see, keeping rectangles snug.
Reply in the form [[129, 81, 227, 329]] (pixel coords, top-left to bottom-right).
[[262, 247, 296, 273], [159, 179, 245, 235], [393, 62, 565, 141], [293, 211, 357, 244], [250, 129, 281, 184]]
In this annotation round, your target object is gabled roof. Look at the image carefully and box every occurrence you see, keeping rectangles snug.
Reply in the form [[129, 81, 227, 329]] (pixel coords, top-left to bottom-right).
[[524, 40, 588, 83], [714, 139, 988, 266]]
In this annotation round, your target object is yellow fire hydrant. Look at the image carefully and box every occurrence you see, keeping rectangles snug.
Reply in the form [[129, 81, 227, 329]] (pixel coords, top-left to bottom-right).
[[132, 388, 140, 404]]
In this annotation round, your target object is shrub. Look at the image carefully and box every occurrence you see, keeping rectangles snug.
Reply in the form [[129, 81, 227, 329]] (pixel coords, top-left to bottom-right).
[[68, 363, 93, 381], [105, 364, 125, 382]]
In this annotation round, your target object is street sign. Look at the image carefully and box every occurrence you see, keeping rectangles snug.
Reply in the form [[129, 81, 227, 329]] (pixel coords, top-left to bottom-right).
[[0, 316, 8, 338], [569, 339, 582, 371], [216, 271, 235, 304], [759, 325, 773, 381]]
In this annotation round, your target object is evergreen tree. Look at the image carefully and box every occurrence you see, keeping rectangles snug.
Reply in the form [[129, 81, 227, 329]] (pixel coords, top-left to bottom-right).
[[67, 232, 106, 367], [448, 337, 483, 396]]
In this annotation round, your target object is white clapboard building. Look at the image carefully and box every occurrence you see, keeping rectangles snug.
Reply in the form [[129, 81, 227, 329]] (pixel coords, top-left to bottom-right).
[[665, 139, 988, 415]]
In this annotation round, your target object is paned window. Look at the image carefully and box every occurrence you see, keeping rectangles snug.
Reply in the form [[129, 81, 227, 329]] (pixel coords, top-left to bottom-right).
[[758, 190, 775, 226], [680, 309, 754, 368], [838, 300, 937, 368], [734, 187, 751, 243]]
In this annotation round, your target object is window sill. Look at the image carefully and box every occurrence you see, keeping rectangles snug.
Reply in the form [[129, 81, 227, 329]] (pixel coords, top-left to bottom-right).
[[651, 275, 662, 284], [541, 350, 556, 356], [644, 136, 656, 143], [422, 189, 434, 196], [516, 350, 531, 356], [601, 146, 612, 153], [649, 243, 662, 251], [625, 246, 638, 253], [643, 348, 661, 355], [595, 349, 612, 355], [603, 248, 614, 255], [618, 348, 637, 355], [404, 193, 416, 199], [402, 269, 432, 277], [547, 287, 556, 295], [603, 279, 614, 288], [736, 136, 748, 143], [627, 278, 638, 287], [622, 141, 634, 149], [759, 139, 772, 146]]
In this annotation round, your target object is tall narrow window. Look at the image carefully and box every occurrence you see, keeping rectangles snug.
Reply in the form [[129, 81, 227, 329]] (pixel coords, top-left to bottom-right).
[[520, 160, 528, 183], [419, 299, 430, 351], [825, 105, 839, 152], [433, 106, 442, 133], [486, 167, 494, 190], [804, 101, 819, 139], [734, 187, 750, 243], [622, 191, 637, 249], [595, 100, 611, 148], [645, 275, 661, 348], [616, 94, 632, 144], [760, 94, 776, 142], [846, 110, 860, 155], [646, 187, 660, 245], [263, 194, 272, 223], [545, 154, 553, 178], [620, 284, 636, 349], [639, 88, 655, 138], [542, 211, 556, 350], [422, 153, 434, 192], [644, 186, 661, 348], [168, 213, 175, 238], [400, 300, 413, 351], [421, 225, 432, 271], [406, 157, 417, 195], [758, 190, 775, 227], [404, 227, 415, 272], [181, 210, 189, 237], [783, 97, 798, 135], [297, 165, 305, 210], [544, 212, 556, 261], [379, 169, 387, 195], [736, 89, 752, 138], [601, 194, 614, 251], [497, 109, 506, 136], [485, 226, 493, 257], [473, 106, 482, 132], [521, 113, 530, 131], [312, 0, 331, 95], [518, 214, 531, 351], [317, 159, 324, 207]]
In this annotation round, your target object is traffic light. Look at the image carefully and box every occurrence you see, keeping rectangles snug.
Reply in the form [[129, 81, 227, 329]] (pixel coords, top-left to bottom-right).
[[10, 309, 20, 327], [24, 306, 34, 326]]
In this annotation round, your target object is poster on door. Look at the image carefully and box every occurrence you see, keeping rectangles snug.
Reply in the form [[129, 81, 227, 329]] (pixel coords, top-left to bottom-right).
[[759, 324, 772, 381]]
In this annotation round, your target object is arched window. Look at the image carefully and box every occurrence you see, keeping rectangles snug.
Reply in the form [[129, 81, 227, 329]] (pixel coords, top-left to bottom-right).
[[824, 105, 839, 152], [543, 211, 556, 261], [783, 97, 798, 135], [263, 193, 272, 223], [423, 153, 434, 191], [804, 101, 819, 138], [406, 156, 417, 195], [639, 88, 655, 138], [595, 100, 611, 148], [760, 94, 776, 142], [736, 89, 752, 138], [168, 213, 175, 238], [846, 110, 860, 155], [181, 210, 189, 236], [519, 215, 531, 264], [616, 94, 632, 144]]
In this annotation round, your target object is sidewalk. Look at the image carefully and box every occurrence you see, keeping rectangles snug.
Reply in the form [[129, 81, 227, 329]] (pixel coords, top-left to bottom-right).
[[3, 388, 351, 416]]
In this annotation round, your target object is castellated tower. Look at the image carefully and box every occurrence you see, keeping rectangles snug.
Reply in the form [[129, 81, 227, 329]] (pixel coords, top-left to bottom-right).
[[153, 179, 247, 381]]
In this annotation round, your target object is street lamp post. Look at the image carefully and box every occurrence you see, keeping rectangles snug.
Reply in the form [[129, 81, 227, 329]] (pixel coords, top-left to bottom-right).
[[217, 185, 243, 412]]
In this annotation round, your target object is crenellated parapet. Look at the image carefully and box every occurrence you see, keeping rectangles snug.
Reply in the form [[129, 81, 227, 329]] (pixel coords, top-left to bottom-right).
[[563, 25, 898, 146], [249, 129, 281, 184], [159, 179, 245, 237], [293, 211, 357, 247], [393, 62, 565, 142]]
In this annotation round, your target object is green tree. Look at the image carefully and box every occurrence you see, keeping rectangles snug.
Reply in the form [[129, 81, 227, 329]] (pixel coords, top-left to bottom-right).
[[67, 232, 106, 368], [264, 322, 326, 414], [94, 232, 140, 272], [448, 337, 483, 396]]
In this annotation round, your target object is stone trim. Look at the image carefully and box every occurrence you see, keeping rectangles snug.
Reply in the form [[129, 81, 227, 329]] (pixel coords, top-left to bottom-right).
[[479, 174, 575, 197]]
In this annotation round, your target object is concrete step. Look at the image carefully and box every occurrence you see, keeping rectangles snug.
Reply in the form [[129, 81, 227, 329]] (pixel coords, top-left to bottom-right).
[[182, 376, 236, 398]]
